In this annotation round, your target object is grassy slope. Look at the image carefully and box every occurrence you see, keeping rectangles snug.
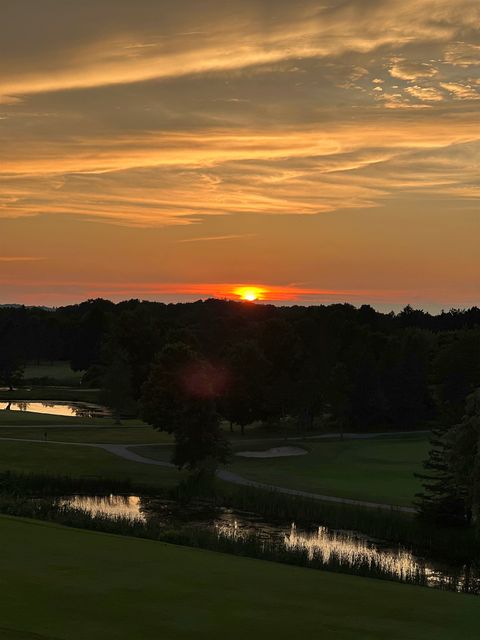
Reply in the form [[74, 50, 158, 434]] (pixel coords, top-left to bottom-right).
[[227, 435, 428, 506], [0, 516, 478, 640], [0, 441, 180, 488]]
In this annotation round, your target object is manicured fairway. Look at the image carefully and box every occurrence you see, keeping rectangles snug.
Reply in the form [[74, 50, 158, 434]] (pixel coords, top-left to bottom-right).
[[23, 361, 84, 384], [229, 434, 429, 506], [0, 516, 478, 639], [0, 441, 180, 488], [0, 424, 172, 444]]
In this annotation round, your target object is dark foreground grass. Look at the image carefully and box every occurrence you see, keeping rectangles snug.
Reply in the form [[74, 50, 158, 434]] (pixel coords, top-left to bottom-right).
[[0, 516, 478, 640], [1, 492, 476, 591]]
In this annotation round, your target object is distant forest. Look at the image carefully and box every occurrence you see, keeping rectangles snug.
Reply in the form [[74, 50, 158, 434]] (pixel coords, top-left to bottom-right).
[[1, 298, 480, 430], [2, 298, 480, 524]]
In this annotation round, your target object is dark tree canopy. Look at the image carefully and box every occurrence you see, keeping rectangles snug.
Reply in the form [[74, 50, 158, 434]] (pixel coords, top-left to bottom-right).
[[140, 343, 230, 472], [2, 298, 480, 491]]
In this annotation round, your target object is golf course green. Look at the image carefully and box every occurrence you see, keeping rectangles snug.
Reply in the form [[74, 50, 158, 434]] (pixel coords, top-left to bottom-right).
[[228, 434, 428, 506], [135, 434, 429, 506]]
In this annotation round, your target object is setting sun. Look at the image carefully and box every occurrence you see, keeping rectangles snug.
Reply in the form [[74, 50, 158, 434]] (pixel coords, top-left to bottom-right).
[[234, 286, 265, 302]]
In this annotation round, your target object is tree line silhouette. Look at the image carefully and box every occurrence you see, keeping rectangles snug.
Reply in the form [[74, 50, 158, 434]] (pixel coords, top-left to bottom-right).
[[1, 298, 479, 523]]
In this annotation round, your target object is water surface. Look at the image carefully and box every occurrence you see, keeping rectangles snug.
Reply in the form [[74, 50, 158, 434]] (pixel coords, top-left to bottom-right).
[[61, 494, 479, 593], [0, 401, 109, 418]]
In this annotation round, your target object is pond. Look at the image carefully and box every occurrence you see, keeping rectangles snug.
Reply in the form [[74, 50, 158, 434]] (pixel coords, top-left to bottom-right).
[[59, 494, 480, 594], [0, 401, 110, 418]]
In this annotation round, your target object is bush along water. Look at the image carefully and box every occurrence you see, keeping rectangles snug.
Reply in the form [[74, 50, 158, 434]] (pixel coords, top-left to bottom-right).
[[1, 470, 479, 580], [170, 480, 480, 566], [0, 492, 479, 594], [0, 471, 167, 498], [0, 472, 480, 564]]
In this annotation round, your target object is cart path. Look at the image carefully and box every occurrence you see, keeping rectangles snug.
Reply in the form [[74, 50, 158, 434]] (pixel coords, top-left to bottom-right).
[[0, 436, 416, 513]]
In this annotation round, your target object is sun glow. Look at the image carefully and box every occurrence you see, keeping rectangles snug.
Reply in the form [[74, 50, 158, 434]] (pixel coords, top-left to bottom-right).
[[234, 286, 265, 302]]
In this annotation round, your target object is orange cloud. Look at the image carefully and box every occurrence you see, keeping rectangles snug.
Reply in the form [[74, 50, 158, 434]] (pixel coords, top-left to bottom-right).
[[1, 1, 479, 312]]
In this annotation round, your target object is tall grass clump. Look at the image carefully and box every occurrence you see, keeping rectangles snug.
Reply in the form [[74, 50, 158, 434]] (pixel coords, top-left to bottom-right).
[[170, 481, 480, 564], [0, 471, 166, 498]]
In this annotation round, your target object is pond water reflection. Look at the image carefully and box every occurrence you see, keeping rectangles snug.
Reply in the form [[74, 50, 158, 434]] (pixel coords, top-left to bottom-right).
[[0, 401, 109, 418], [60, 494, 479, 593]]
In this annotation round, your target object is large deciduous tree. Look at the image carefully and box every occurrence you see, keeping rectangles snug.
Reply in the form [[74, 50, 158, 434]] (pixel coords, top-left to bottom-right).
[[100, 351, 137, 424], [434, 332, 480, 423], [140, 343, 230, 475], [0, 318, 25, 391], [219, 340, 269, 436]]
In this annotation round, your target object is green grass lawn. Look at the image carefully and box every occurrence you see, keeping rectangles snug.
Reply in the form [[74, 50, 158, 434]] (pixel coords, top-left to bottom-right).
[[0, 516, 477, 640], [0, 440, 180, 488], [23, 361, 84, 384], [227, 434, 429, 506], [0, 423, 173, 444], [0, 386, 101, 402], [129, 434, 428, 506], [131, 443, 174, 460]]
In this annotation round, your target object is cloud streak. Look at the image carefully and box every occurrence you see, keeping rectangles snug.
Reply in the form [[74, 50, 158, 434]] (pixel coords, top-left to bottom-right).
[[176, 234, 257, 243], [1, 1, 479, 308], [0, 256, 45, 262]]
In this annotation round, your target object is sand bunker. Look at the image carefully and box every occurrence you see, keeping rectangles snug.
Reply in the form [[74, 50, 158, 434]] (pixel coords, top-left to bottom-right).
[[235, 446, 307, 458]]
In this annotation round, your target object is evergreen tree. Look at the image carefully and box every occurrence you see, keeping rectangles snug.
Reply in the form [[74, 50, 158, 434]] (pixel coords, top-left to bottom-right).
[[450, 389, 480, 525], [416, 424, 468, 525]]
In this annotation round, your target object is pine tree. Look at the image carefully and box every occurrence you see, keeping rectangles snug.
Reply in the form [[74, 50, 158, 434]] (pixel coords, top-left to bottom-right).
[[449, 389, 480, 526], [415, 424, 468, 525]]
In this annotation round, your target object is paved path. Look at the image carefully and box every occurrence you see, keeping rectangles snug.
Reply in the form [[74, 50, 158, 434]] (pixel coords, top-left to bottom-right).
[[308, 430, 429, 440], [0, 435, 416, 513], [101, 444, 175, 467]]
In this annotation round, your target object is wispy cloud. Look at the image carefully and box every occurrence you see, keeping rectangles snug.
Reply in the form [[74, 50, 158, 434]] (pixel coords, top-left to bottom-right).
[[1, 1, 479, 228], [1, 1, 477, 97], [0, 256, 45, 262], [440, 82, 480, 100], [176, 234, 257, 243], [1, 1, 479, 310]]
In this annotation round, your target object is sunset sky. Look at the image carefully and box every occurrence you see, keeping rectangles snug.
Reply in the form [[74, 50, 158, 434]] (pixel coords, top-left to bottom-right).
[[1, 0, 479, 310]]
